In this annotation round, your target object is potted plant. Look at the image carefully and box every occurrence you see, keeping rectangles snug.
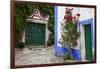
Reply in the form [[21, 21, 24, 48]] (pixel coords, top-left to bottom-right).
[[61, 8, 80, 61]]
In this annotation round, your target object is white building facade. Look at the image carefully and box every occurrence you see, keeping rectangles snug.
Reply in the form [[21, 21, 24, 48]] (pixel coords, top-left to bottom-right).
[[55, 6, 95, 61]]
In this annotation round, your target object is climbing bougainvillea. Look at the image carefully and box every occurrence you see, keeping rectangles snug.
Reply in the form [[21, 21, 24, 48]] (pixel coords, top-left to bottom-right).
[[59, 7, 81, 60], [62, 8, 80, 48]]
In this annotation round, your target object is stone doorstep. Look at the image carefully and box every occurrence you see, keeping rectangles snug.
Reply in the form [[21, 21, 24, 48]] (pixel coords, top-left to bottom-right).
[[15, 46, 54, 55], [23, 45, 54, 51], [26, 45, 46, 48], [15, 48, 46, 55], [23, 48, 46, 52]]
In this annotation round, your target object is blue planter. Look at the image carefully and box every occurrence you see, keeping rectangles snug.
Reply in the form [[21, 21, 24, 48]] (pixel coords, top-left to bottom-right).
[[71, 49, 81, 60], [54, 44, 81, 60], [54, 44, 69, 57]]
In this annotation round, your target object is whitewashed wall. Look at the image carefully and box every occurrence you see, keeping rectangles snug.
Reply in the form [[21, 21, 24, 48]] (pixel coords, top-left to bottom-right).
[[72, 7, 94, 21], [57, 6, 66, 43], [57, 6, 94, 60], [57, 6, 94, 41]]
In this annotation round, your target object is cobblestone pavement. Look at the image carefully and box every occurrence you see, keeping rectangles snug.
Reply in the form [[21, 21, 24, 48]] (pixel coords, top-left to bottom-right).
[[15, 46, 64, 66]]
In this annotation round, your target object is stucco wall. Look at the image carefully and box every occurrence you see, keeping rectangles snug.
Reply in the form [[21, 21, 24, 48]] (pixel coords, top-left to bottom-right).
[[57, 6, 94, 42], [57, 6, 95, 60]]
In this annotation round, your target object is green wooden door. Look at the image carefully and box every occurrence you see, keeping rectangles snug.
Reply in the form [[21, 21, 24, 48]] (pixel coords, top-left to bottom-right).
[[84, 24, 92, 60], [25, 22, 45, 46]]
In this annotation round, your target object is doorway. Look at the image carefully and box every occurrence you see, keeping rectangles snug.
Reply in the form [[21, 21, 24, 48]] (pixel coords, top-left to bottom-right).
[[84, 24, 92, 60]]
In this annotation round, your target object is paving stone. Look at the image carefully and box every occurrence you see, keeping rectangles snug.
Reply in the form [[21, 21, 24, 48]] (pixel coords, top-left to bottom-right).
[[15, 46, 64, 66]]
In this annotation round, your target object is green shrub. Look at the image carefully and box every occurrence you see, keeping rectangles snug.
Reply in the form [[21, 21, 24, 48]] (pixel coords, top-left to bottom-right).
[[47, 40, 53, 46], [63, 52, 73, 61], [18, 42, 25, 49]]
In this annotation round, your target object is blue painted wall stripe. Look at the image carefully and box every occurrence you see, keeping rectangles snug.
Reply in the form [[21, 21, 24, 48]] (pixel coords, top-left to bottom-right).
[[54, 6, 58, 47]]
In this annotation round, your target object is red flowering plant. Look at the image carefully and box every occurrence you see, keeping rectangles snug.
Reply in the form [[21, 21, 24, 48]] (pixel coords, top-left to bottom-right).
[[64, 8, 80, 23], [61, 8, 80, 60]]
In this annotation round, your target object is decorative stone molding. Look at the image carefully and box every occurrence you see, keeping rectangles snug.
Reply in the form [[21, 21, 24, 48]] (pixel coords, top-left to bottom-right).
[[27, 9, 49, 24]]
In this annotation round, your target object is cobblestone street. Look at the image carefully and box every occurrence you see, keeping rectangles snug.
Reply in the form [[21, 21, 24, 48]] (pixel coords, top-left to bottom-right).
[[15, 46, 64, 66]]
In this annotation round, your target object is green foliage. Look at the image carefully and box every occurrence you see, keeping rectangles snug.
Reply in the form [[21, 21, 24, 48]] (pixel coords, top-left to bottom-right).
[[47, 40, 53, 46], [15, 3, 54, 47], [15, 3, 29, 43], [17, 42, 25, 49], [62, 8, 80, 48], [62, 22, 80, 48], [47, 32, 54, 46], [63, 52, 73, 61], [61, 8, 80, 60]]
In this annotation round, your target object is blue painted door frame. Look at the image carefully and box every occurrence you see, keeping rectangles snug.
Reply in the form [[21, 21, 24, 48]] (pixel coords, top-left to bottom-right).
[[78, 18, 94, 60]]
